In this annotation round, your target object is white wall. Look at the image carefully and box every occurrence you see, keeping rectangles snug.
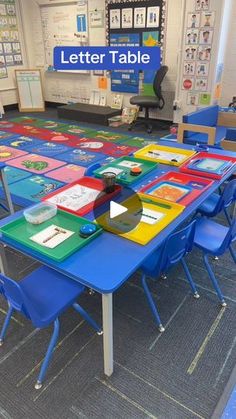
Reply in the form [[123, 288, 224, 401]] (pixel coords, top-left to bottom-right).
[[220, 1, 236, 106], [1, 0, 183, 121]]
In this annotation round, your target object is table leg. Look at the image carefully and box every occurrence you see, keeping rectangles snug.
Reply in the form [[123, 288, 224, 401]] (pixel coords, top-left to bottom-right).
[[0, 243, 8, 275], [1, 169, 14, 215], [102, 293, 113, 377]]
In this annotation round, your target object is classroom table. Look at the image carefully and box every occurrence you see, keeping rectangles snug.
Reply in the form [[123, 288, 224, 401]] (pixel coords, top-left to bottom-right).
[[0, 141, 235, 377]]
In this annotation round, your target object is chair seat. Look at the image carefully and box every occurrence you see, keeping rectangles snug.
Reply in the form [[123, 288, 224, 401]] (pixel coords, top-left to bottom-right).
[[197, 193, 220, 216], [21, 266, 85, 327], [194, 218, 230, 255], [130, 95, 160, 107]]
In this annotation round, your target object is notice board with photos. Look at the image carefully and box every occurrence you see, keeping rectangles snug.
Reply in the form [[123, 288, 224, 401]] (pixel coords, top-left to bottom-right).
[[106, 0, 166, 94]]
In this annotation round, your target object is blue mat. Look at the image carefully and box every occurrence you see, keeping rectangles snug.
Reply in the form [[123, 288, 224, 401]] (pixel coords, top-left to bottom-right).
[[0, 131, 18, 141], [24, 142, 71, 157], [3, 166, 32, 184], [0, 175, 64, 207], [0, 135, 44, 150], [55, 149, 107, 167]]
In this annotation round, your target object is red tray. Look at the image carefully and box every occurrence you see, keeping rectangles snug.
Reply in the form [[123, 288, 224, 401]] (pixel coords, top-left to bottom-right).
[[140, 171, 214, 206], [180, 152, 236, 179], [42, 176, 122, 216]]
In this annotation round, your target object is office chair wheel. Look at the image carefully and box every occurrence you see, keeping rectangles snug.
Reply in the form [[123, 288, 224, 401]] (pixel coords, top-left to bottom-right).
[[160, 274, 167, 280], [221, 300, 227, 307], [0, 339, 3, 346], [147, 127, 152, 134], [128, 125, 133, 131], [193, 292, 200, 299], [158, 324, 165, 333], [97, 330, 103, 336], [35, 381, 42, 390]]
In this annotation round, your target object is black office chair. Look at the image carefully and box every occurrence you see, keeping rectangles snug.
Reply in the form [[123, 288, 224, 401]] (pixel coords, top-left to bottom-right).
[[129, 65, 169, 134]]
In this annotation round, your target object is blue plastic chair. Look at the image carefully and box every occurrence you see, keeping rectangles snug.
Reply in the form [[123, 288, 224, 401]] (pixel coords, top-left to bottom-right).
[[0, 266, 102, 389], [140, 220, 199, 332], [193, 217, 236, 306], [196, 179, 236, 225]]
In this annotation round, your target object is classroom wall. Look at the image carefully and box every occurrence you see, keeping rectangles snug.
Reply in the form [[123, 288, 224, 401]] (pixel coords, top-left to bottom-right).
[[1, 0, 183, 122], [0, 0, 28, 106], [220, 1, 236, 106]]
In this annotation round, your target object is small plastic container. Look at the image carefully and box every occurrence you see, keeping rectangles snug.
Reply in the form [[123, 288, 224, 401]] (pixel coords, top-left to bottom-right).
[[24, 203, 57, 225]]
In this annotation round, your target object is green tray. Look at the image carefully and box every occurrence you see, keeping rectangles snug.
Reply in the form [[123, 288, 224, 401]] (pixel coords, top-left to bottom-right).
[[93, 156, 158, 185], [0, 210, 102, 262]]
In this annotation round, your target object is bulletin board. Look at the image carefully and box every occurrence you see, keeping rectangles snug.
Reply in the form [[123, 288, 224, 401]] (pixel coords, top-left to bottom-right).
[[106, 0, 166, 94], [40, 1, 89, 73], [15, 69, 45, 112]]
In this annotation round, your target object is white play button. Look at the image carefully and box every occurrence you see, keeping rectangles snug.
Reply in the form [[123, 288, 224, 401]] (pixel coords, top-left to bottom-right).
[[110, 201, 128, 219]]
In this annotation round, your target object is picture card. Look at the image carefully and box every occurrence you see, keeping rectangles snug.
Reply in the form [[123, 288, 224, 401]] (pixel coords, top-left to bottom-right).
[[184, 46, 198, 60], [110, 9, 120, 29], [186, 29, 199, 45], [147, 6, 160, 28], [201, 11, 215, 27], [198, 45, 211, 61], [134, 7, 146, 28], [183, 61, 196, 76], [187, 93, 199, 106], [146, 182, 190, 202], [30, 225, 74, 249], [196, 62, 209, 77], [7, 154, 65, 174], [195, 77, 208, 91], [122, 8, 133, 28], [145, 150, 187, 163], [187, 12, 200, 28], [195, 0, 210, 11], [199, 29, 213, 45]]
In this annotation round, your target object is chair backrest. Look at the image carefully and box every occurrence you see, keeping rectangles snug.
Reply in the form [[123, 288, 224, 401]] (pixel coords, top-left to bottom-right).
[[153, 65, 168, 109], [0, 273, 38, 323], [218, 219, 236, 254], [160, 220, 196, 271], [141, 220, 196, 277], [217, 179, 236, 212]]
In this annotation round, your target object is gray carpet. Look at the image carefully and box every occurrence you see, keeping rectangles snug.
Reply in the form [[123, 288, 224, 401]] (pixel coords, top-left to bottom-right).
[[0, 109, 235, 418]]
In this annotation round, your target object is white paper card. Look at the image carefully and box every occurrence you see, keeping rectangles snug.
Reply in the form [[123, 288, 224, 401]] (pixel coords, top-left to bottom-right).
[[47, 185, 101, 211], [30, 225, 74, 248]]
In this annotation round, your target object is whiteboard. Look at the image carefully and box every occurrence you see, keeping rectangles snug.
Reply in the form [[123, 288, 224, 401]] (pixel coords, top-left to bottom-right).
[[40, 2, 89, 74], [15, 69, 45, 112]]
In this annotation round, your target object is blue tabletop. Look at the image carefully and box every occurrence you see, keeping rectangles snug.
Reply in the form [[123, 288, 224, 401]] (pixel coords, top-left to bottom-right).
[[0, 142, 235, 294]]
